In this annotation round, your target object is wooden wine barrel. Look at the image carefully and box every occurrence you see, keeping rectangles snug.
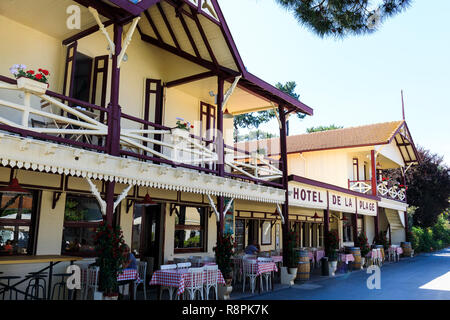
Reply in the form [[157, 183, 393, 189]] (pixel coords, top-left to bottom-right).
[[401, 242, 412, 257], [297, 249, 310, 280], [347, 247, 361, 270]]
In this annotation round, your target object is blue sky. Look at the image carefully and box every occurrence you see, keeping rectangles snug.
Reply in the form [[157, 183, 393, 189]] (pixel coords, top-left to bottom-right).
[[220, 0, 450, 165]]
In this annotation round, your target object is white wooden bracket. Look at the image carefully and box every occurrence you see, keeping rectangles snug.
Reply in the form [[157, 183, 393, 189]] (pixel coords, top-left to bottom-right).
[[117, 17, 141, 68], [86, 178, 107, 215], [206, 194, 220, 222], [222, 75, 242, 111], [276, 203, 285, 224], [271, 102, 282, 129], [86, 178, 132, 215], [114, 184, 133, 211], [88, 7, 115, 58]]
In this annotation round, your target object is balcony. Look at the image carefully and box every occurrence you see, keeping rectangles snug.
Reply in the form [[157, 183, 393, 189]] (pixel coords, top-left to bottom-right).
[[348, 179, 407, 202], [0, 75, 283, 189]]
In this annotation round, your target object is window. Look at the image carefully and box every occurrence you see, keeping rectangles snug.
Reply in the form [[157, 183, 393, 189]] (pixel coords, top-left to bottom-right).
[[61, 195, 103, 256], [261, 221, 272, 245], [352, 158, 359, 180], [342, 213, 353, 242], [0, 191, 38, 256], [174, 205, 206, 253], [357, 216, 364, 235]]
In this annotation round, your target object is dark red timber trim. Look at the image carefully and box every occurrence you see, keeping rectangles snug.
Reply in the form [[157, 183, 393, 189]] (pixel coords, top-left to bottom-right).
[[177, 9, 201, 58], [371, 150, 377, 196], [144, 10, 163, 42], [157, 2, 181, 51], [189, 7, 219, 68], [62, 41, 77, 104], [165, 71, 215, 88]]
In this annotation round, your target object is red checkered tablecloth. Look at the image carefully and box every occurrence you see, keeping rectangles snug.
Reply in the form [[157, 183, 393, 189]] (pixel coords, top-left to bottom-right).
[[149, 268, 225, 296], [338, 254, 355, 264], [272, 256, 283, 263], [118, 268, 140, 282], [247, 262, 278, 276], [314, 250, 325, 264]]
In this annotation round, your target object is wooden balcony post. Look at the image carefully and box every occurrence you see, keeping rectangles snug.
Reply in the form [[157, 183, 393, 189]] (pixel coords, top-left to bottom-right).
[[278, 105, 290, 266], [370, 150, 377, 196], [105, 23, 123, 227], [216, 77, 224, 239], [371, 150, 379, 240]]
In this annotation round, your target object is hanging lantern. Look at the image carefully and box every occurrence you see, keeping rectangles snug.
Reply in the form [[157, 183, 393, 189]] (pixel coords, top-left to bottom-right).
[[223, 108, 233, 119], [312, 212, 320, 220], [0, 178, 29, 194]]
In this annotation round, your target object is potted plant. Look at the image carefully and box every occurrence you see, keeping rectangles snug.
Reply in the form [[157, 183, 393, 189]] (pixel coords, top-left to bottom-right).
[[214, 233, 234, 300], [355, 232, 370, 268], [172, 117, 194, 138], [93, 221, 127, 300], [10, 64, 50, 95], [325, 230, 339, 276], [280, 230, 298, 285]]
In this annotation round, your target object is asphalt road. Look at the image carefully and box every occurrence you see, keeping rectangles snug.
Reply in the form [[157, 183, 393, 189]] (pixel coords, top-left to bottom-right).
[[245, 248, 450, 300]]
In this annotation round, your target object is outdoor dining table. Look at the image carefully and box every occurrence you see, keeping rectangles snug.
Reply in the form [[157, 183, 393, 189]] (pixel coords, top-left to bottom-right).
[[117, 268, 140, 300], [338, 253, 355, 264], [0, 255, 83, 300], [150, 266, 225, 300]]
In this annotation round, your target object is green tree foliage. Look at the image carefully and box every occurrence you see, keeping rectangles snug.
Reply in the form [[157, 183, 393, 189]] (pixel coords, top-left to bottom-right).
[[275, 0, 412, 38], [306, 124, 343, 133], [325, 230, 339, 261], [384, 147, 450, 228], [410, 212, 450, 253], [236, 129, 276, 142]]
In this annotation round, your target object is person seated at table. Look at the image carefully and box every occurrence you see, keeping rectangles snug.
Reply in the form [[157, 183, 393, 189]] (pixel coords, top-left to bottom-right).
[[3, 240, 13, 255], [244, 240, 259, 255], [122, 244, 137, 270]]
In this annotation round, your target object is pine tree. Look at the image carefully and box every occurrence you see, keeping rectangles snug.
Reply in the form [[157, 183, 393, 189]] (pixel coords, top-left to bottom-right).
[[275, 0, 412, 38]]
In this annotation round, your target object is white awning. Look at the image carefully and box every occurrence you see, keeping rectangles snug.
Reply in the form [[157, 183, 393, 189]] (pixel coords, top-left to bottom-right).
[[0, 134, 285, 204]]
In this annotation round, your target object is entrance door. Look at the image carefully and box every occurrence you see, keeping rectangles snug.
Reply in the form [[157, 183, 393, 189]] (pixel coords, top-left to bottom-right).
[[132, 204, 163, 268]]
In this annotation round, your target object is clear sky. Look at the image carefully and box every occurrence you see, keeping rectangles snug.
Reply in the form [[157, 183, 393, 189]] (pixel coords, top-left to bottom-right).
[[220, 0, 450, 165]]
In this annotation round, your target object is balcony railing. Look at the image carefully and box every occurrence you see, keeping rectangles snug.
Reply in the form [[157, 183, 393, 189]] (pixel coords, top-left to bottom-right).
[[348, 179, 406, 202], [0, 75, 284, 188]]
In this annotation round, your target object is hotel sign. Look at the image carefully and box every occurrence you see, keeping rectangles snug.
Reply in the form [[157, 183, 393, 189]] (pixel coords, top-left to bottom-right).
[[328, 191, 356, 213], [289, 183, 327, 210], [289, 181, 377, 216]]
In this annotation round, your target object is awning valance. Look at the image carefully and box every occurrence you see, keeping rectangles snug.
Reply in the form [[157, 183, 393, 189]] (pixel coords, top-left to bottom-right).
[[0, 134, 285, 204]]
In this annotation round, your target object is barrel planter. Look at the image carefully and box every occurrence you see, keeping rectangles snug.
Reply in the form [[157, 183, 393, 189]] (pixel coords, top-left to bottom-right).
[[297, 249, 310, 280], [401, 242, 412, 257], [346, 247, 362, 270]]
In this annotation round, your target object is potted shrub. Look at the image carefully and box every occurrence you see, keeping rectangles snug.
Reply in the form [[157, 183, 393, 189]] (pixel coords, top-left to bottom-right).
[[281, 230, 298, 285], [214, 233, 234, 300], [93, 221, 127, 300], [10, 64, 50, 95], [355, 232, 370, 268], [325, 230, 339, 276]]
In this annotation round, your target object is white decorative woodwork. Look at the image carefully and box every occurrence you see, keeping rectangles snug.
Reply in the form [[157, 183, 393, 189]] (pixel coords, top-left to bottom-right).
[[0, 134, 285, 204]]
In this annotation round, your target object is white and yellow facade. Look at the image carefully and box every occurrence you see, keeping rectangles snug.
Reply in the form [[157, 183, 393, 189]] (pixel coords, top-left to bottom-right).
[[0, 0, 313, 296]]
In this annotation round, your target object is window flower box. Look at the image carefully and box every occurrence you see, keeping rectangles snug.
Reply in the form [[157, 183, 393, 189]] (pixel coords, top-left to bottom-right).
[[16, 76, 48, 95]]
